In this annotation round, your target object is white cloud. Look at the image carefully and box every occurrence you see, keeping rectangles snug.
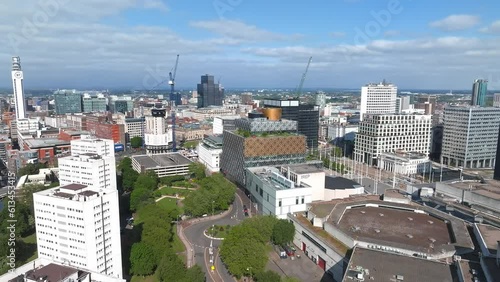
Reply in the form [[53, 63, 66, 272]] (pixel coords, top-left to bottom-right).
[[189, 19, 300, 42], [479, 20, 500, 34], [429, 14, 480, 31]]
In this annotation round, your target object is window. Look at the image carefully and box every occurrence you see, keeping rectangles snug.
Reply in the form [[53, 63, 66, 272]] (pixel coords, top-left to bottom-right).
[[266, 194, 269, 202], [278, 200, 282, 207], [259, 188, 263, 197], [296, 197, 299, 205], [301, 196, 305, 204]]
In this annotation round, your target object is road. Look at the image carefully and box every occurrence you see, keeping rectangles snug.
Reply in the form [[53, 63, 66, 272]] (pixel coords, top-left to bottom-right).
[[183, 193, 246, 282]]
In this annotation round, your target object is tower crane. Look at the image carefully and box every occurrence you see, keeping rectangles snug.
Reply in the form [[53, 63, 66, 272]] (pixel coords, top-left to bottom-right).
[[169, 55, 180, 152], [296, 56, 312, 98]]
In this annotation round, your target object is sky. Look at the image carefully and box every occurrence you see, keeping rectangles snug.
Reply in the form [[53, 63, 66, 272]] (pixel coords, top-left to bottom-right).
[[1, 0, 500, 90]]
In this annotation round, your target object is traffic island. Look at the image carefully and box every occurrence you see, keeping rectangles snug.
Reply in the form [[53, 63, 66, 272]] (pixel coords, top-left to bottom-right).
[[204, 224, 232, 240]]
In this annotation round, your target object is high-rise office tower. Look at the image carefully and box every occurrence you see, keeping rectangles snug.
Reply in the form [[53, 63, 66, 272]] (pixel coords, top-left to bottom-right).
[[11, 56, 26, 120], [441, 107, 500, 168], [197, 74, 224, 108], [70, 135, 115, 157], [144, 108, 173, 154], [263, 99, 320, 149], [360, 80, 397, 121], [471, 79, 488, 107], [54, 92, 83, 114]]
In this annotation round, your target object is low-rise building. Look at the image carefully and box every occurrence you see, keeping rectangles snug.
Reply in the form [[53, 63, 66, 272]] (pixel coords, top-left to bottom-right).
[[197, 135, 223, 173], [213, 115, 240, 135], [1, 258, 125, 282], [131, 153, 192, 178], [378, 151, 430, 175]]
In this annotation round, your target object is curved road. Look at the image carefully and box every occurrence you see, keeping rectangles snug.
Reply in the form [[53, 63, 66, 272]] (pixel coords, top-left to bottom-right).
[[183, 194, 245, 282]]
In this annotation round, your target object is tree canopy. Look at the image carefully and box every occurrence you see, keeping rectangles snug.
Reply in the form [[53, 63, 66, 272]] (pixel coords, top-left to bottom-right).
[[188, 162, 206, 180], [130, 136, 143, 148], [183, 173, 235, 217], [272, 219, 295, 246], [254, 270, 282, 282], [129, 242, 156, 276]]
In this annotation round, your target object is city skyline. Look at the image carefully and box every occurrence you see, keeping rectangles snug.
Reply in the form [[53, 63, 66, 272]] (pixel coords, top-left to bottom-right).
[[1, 0, 500, 90]]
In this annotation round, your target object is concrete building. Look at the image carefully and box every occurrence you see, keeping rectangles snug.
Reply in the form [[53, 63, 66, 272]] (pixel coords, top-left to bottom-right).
[[378, 151, 431, 176], [360, 81, 397, 121], [441, 107, 500, 168], [213, 115, 240, 135], [11, 57, 26, 120], [197, 135, 223, 173], [0, 258, 125, 282], [144, 108, 173, 154], [123, 117, 145, 142], [343, 247, 456, 282], [493, 93, 500, 108], [240, 92, 253, 105], [288, 195, 474, 280], [415, 95, 437, 115], [315, 91, 327, 108], [66, 114, 87, 131], [354, 114, 432, 164], [16, 117, 39, 133], [220, 114, 307, 186], [58, 153, 117, 191], [175, 128, 211, 142], [197, 74, 224, 108], [245, 163, 325, 219], [323, 176, 364, 199], [33, 184, 122, 279], [395, 96, 410, 113], [471, 79, 488, 107], [131, 153, 191, 177], [327, 124, 358, 143], [70, 135, 115, 157]]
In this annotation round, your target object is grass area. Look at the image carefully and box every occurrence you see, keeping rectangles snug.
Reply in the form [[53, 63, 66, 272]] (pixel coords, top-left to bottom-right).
[[182, 140, 199, 148], [157, 197, 184, 214], [158, 186, 192, 197], [172, 225, 185, 253], [207, 224, 232, 239], [172, 180, 195, 188], [19, 232, 38, 264]]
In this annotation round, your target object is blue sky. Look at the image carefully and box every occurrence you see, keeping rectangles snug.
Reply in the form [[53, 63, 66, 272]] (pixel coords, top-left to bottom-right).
[[1, 0, 500, 90]]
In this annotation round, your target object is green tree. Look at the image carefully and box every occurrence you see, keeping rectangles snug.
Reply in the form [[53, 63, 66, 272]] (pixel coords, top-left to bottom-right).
[[254, 270, 281, 282], [130, 136, 143, 148], [134, 174, 157, 191], [156, 252, 186, 282], [130, 242, 157, 276], [183, 265, 206, 282], [272, 219, 295, 246], [21, 184, 49, 215], [142, 222, 172, 262], [119, 157, 139, 190], [130, 187, 153, 211], [189, 162, 206, 180], [331, 147, 343, 157], [18, 163, 45, 176], [160, 175, 185, 186], [220, 224, 268, 278]]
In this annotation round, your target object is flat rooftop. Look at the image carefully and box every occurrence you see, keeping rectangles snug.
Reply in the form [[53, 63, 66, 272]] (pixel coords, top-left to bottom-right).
[[325, 176, 361, 190], [380, 151, 428, 160], [477, 224, 500, 255], [338, 206, 451, 253], [24, 138, 70, 148], [286, 162, 323, 174], [445, 180, 500, 200], [132, 153, 192, 169], [24, 263, 83, 282], [343, 247, 455, 282], [309, 195, 380, 218]]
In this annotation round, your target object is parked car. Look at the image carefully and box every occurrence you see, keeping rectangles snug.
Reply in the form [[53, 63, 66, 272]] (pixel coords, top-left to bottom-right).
[[283, 245, 295, 257]]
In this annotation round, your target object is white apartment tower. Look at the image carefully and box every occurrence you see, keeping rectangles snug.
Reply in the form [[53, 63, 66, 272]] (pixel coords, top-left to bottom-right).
[[441, 107, 500, 168], [59, 136, 116, 190], [144, 108, 173, 155], [11, 56, 26, 120], [354, 114, 432, 164], [71, 135, 115, 157], [360, 80, 397, 121], [33, 184, 123, 279]]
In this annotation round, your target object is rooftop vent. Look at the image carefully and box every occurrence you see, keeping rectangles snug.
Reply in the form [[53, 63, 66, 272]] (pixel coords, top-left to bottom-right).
[[406, 234, 413, 239], [374, 229, 380, 233], [407, 217, 413, 221], [352, 226, 361, 232], [396, 275, 404, 281], [379, 213, 384, 217], [360, 210, 366, 214], [428, 220, 434, 224], [429, 238, 436, 243]]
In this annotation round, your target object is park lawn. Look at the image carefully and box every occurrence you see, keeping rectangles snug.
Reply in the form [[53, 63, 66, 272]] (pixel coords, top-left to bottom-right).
[[182, 140, 199, 149], [172, 180, 195, 188], [207, 225, 232, 239], [158, 186, 192, 197], [157, 197, 184, 214]]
